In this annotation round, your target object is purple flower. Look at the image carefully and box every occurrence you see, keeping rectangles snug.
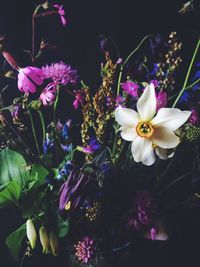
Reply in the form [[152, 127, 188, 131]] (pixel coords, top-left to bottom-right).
[[59, 169, 90, 214], [39, 82, 56, 106], [189, 108, 199, 125], [77, 137, 101, 154], [18, 67, 44, 94], [156, 90, 168, 111], [73, 90, 84, 109], [121, 81, 139, 97], [74, 237, 96, 264], [150, 80, 159, 88], [133, 191, 155, 230], [53, 4, 67, 27], [42, 62, 78, 86], [43, 133, 54, 154], [115, 95, 125, 107]]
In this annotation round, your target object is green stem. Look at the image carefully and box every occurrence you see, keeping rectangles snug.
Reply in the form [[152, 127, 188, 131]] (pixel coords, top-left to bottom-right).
[[53, 85, 60, 125], [184, 78, 200, 90], [37, 111, 46, 146], [172, 38, 200, 108], [27, 108, 40, 156], [116, 34, 152, 95]]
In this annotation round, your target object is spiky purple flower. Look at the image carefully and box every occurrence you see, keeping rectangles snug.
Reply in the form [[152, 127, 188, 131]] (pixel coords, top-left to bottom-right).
[[121, 80, 139, 97], [42, 62, 78, 85], [74, 237, 96, 264]]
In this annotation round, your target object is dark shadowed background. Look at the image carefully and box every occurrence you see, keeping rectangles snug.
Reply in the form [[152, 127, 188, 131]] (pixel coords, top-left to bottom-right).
[[0, 0, 200, 266]]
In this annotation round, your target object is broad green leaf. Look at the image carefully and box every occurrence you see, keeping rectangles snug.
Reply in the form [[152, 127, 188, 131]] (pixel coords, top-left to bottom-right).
[[6, 223, 26, 262], [30, 164, 49, 185], [0, 181, 21, 207], [0, 148, 28, 186], [57, 216, 69, 238]]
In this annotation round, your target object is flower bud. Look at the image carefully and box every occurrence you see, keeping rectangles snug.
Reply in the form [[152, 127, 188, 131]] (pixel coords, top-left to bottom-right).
[[26, 219, 37, 249], [39, 226, 50, 254], [49, 231, 59, 256]]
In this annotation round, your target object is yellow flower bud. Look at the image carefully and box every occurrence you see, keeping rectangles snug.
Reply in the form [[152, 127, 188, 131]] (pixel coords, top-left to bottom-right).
[[49, 231, 59, 256], [26, 219, 37, 249], [39, 226, 50, 254]]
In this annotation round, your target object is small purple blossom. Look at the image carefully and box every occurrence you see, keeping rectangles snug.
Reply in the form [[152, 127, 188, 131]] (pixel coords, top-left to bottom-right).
[[189, 108, 199, 125], [74, 237, 96, 264], [43, 133, 54, 154], [54, 4, 67, 26], [115, 95, 125, 107], [77, 137, 101, 154], [156, 90, 168, 111], [18, 67, 44, 94], [40, 82, 56, 106], [73, 90, 84, 109], [150, 227, 157, 241], [42, 62, 78, 86], [133, 191, 155, 230], [150, 80, 159, 88], [121, 81, 139, 97]]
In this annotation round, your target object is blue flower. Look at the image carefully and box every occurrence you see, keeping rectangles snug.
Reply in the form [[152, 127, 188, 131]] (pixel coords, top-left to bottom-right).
[[43, 134, 54, 154], [57, 161, 73, 180], [179, 91, 190, 104]]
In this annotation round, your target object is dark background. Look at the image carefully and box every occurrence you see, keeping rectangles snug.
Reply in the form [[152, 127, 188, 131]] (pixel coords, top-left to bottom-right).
[[0, 0, 200, 266]]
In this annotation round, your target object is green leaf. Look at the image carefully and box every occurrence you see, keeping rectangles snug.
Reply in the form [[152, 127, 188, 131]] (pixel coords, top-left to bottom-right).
[[6, 223, 26, 262], [30, 164, 49, 185], [57, 216, 69, 238], [0, 148, 28, 186], [0, 181, 21, 207]]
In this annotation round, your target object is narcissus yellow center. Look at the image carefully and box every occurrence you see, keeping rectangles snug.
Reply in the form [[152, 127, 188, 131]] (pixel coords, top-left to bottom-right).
[[136, 121, 154, 138]]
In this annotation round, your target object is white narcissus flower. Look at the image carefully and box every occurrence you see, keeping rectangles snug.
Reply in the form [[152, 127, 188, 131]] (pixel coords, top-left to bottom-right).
[[115, 84, 191, 166]]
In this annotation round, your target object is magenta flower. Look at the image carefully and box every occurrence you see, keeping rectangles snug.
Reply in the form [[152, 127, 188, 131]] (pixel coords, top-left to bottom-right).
[[74, 237, 96, 264], [18, 67, 44, 94], [73, 90, 84, 109], [54, 4, 67, 27], [156, 90, 168, 111], [189, 108, 199, 125], [42, 62, 78, 86], [115, 95, 125, 107], [40, 82, 56, 106], [121, 81, 139, 97]]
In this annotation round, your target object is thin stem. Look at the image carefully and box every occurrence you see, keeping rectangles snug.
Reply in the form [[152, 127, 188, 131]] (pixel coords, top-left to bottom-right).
[[37, 111, 46, 146], [172, 38, 200, 108], [116, 34, 152, 95], [32, 16, 35, 57], [184, 78, 200, 90], [53, 85, 60, 125], [27, 107, 40, 156]]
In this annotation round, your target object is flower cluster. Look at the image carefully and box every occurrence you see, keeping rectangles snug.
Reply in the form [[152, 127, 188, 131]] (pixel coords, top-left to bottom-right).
[[0, 3, 200, 267]]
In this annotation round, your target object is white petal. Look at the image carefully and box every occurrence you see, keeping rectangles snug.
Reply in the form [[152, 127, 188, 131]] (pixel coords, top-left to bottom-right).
[[153, 127, 180, 149], [152, 108, 191, 131], [137, 83, 157, 121], [155, 146, 168, 160], [131, 137, 156, 166], [121, 126, 137, 141], [115, 106, 139, 127]]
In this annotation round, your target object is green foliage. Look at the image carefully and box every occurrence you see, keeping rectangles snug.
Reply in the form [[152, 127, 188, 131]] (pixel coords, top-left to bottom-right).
[[0, 181, 21, 207], [0, 148, 28, 186], [5, 223, 26, 262], [57, 215, 69, 238]]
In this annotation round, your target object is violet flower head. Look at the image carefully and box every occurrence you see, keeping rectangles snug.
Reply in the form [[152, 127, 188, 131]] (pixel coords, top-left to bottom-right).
[[115, 95, 125, 107], [150, 79, 159, 88], [189, 108, 199, 125], [121, 81, 139, 97], [74, 237, 96, 264], [42, 62, 78, 86], [54, 4, 67, 27], [59, 169, 90, 215], [40, 82, 56, 106], [156, 90, 168, 111], [18, 67, 44, 94]]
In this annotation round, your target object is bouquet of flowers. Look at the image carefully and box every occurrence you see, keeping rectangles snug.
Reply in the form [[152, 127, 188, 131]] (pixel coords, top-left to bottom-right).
[[1, 1, 200, 266]]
